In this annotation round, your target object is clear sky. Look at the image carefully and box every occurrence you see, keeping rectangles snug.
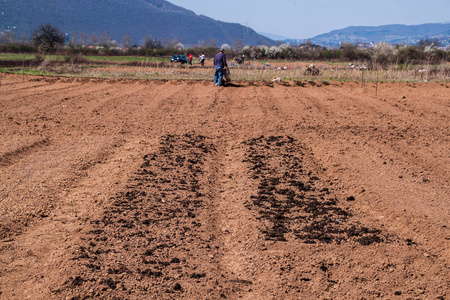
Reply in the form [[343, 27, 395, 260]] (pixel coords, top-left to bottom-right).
[[168, 0, 450, 39]]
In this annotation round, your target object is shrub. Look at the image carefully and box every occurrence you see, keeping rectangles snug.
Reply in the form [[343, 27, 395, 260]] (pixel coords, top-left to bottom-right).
[[395, 45, 420, 64], [372, 42, 396, 67]]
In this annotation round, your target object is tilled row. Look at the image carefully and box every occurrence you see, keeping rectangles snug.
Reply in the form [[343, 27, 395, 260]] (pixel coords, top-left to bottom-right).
[[243, 135, 385, 245], [58, 134, 388, 299], [59, 133, 229, 299], [22, 76, 331, 87]]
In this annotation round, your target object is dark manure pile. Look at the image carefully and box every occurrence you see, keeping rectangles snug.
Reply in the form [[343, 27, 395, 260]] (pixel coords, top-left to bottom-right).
[[243, 135, 385, 245], [59, 133, 235, 299]]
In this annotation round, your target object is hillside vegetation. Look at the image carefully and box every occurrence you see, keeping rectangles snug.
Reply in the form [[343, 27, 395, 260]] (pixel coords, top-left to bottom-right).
[[0, 0, 273, 46]]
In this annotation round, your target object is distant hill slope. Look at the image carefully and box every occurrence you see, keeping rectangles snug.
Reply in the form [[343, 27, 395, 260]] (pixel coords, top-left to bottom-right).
[[284, 23, 450, 47], [258, 32, 291, 41], [313, 23, 450, 47], [0, 0, 273, 46]]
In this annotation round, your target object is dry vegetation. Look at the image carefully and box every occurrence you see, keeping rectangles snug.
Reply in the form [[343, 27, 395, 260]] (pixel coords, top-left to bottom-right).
[[1, 55, 449, 83]]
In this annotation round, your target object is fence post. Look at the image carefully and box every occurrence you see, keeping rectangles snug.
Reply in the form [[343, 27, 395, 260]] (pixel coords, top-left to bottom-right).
[[375, 67, 379, 96], [361, 68, 366, 92]]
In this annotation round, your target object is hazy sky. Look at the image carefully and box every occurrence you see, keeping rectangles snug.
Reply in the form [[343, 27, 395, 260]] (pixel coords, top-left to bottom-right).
[[168, 0, 450, 39]]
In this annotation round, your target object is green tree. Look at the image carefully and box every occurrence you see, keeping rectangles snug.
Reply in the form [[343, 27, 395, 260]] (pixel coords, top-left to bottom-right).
[[31, 23, 65, 52], [395, 45, 420, 64], [340, 42, 358, 61]]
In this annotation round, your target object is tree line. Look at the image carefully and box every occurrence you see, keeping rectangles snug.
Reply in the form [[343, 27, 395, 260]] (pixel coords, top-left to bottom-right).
[[0, 24, 448, 66]]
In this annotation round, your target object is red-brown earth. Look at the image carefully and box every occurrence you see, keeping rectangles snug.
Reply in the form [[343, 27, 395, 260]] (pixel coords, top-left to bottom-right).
[[0, 74, 449, 299]]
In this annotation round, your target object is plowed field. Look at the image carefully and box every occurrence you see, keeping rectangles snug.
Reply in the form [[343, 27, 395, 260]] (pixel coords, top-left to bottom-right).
[[0, 74, 449, 299]]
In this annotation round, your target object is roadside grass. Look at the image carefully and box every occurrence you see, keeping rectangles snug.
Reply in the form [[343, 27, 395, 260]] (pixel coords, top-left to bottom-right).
[[82, 56, 169, 63], [0, 54, 37, 60], [0, 53, 170, 63], [0, 67, 55, 76]]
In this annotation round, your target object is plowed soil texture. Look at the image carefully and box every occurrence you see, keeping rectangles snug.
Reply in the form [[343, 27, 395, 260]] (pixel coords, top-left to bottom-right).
[[0, 74, 449, 299]]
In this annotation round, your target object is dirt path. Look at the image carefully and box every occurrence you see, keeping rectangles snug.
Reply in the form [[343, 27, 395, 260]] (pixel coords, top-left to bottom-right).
[[0, 74, 449, 299]]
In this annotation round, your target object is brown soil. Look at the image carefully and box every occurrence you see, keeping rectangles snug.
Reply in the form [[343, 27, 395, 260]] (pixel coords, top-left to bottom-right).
[[0, 74, 449, 299]]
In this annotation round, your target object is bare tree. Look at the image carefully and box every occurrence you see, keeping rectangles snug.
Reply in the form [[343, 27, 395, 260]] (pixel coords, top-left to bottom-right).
[[100, 31, 112, 47], [417, 38, 441, 49], [90, 33, 100, 46], [169, 37, 180, 49], [232, 38, 244, 52], [80, 32, 89, 46], [20, 33, 27, 45], [0, 30, 17, 44], [142, 35, 162, 49], [70, 31, 78, 46], [122, 34, 133, 48], [208, 39, 217, 49]]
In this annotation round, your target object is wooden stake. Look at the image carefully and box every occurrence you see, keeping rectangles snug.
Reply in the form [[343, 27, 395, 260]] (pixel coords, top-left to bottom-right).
[[361, 68, 364, 88], [375, 68, 379, 96], [23, 56, 25, 82], [361, 68, 367, 92]]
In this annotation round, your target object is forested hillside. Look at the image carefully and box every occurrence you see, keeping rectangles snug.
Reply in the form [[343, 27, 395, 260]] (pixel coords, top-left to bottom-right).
[[0, 0, 273, 46]]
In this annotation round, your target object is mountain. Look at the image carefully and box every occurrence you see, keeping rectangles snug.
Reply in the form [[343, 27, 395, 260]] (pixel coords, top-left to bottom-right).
[[0, 0, 273, 47], [258, 32, 291, 41], [295, 23, 450, 48]]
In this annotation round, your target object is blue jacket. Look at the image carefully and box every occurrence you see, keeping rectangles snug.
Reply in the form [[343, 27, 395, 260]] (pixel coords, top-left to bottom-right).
[[214, 52, 227, 68]]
